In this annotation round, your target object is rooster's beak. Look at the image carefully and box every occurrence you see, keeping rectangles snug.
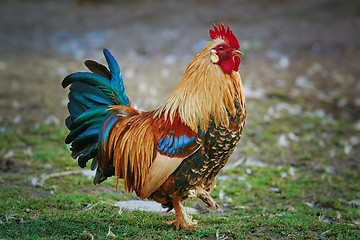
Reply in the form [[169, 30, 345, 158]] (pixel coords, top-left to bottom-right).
[[232, 49, 244, 56]]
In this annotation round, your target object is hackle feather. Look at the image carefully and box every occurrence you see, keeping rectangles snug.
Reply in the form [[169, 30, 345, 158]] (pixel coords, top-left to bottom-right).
[[156, 38, 244, 132]]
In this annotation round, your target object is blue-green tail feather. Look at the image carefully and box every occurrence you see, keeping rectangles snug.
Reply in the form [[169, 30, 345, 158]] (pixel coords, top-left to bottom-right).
[[63, 49, 130, 182]]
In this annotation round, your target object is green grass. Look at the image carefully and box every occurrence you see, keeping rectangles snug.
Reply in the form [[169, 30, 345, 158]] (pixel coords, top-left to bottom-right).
[[1, 96, 360, 239], [1, 176, 359, 239]]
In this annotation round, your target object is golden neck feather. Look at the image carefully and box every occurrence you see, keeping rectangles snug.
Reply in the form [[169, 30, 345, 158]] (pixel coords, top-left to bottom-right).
[[155, 39, 245, 132]]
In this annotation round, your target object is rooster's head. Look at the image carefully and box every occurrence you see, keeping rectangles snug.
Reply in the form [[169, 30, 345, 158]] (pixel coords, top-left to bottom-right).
[[209, 23, 243, 74]]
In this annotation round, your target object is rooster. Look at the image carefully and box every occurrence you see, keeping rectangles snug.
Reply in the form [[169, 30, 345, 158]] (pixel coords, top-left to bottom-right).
[[62, 23, 246, 229]]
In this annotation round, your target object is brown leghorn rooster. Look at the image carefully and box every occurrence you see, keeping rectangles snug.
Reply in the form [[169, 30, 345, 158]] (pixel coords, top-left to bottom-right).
[[62, 23, 246, 229]]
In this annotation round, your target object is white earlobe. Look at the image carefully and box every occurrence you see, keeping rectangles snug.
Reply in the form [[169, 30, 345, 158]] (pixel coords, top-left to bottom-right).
[[210, 53, 219, 63]]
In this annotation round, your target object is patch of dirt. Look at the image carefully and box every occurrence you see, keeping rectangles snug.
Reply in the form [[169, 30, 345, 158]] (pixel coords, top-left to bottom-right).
[[76, 184, 126, 196], [0, 158, 29, 173]]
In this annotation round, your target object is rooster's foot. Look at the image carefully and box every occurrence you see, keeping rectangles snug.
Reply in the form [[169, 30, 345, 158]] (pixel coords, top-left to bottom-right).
[[189, 186, 220, 209], [165, 218, 197, 230], [166, 199, 198, 230]]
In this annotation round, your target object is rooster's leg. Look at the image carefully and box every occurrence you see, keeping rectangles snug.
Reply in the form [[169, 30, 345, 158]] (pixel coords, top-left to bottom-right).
[[165, 199, 197, 230], [189, 186, 220, 209]]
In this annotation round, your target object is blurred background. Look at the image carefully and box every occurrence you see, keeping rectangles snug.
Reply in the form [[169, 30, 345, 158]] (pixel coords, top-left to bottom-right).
[[1, 0, 359, 179], [1, 0, 359, 167], [0, 0, 360, 237], [0, 0, 360, 180], [0, 0, 359, 122]]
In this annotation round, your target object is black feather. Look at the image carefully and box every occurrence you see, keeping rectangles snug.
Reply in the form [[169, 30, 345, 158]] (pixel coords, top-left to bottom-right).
[[94, 167, 106, 184], [85, 60, 111, 80], [90, 158, 98, 171], [77, 149, 97, 168]]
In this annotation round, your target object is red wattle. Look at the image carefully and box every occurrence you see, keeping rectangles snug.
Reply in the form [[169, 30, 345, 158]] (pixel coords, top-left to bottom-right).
[[220, 57, 235, 74]]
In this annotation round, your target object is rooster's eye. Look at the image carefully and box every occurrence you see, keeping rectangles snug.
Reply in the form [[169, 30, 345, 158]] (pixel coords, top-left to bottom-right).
[[218, 46, 224, 51]]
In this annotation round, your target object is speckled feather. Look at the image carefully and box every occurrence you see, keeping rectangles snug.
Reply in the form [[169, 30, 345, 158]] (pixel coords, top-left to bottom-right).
[[150, 97, 245, 205]]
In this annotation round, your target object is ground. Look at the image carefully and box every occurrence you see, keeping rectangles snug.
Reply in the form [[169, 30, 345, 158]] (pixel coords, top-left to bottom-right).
[[0, 0, 360, 239]]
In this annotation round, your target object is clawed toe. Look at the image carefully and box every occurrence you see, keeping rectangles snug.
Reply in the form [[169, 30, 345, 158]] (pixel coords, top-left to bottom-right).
[[193, 186, 220, 209], [167, 199, 198, 230], [165, 218, 197, 230]]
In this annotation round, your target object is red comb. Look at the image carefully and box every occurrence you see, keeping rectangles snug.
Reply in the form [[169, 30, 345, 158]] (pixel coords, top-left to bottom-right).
[[209, 23, 240, 49]]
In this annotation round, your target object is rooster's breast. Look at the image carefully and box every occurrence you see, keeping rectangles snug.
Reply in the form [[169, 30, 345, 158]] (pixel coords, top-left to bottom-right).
[[151, 97, 245, 203]]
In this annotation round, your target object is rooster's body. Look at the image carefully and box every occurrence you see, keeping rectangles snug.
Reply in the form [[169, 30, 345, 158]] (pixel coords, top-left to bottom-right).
[[63, 23, 246, 229]]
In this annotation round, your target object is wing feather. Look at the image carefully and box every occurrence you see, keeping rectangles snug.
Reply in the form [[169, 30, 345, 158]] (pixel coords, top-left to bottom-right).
[[104, 110, 201, 197], [138, 153, 184, 199]]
